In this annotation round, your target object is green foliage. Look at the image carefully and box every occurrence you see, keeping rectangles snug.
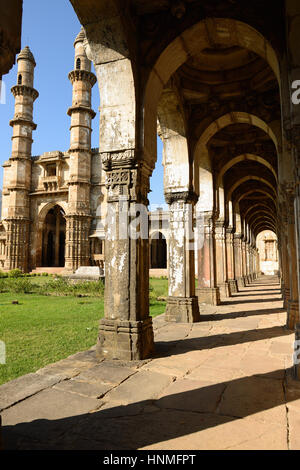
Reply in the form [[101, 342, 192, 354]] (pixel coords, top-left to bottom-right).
[[8, 269, 23, 278], [35, 277, 105, 298], [149, 278, 168, 304], [0, 277, 34, 294], [0, 277, 167, 385]]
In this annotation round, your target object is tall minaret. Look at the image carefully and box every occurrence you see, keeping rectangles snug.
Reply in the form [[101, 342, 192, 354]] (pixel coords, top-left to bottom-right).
[[65, 28, 97, 271], [2, 46, 38, 271]]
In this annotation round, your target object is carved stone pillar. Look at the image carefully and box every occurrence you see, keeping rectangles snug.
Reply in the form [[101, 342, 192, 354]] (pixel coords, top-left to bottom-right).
[[4, 218, 30, 271], [226, 227, 238, 294], [96, 150, 154, 360], [241, 239, 248, 286], [196, 212, 220, 305], [214, 221, 230, 297], [165, 191, 200, 323], [234, 233, 244, 289], [286, 191, 299, 330], [65, 214, 91, 271], [279, 204, 290, 308], [247, 244, 253, 283]]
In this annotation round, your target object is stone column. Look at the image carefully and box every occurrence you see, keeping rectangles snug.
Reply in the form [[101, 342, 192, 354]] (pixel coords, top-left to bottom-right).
[[215, 220, 231, 297], [278, 204, 290, 307], [234, 233, 244, 289], [196, 212, 220, 305], [241, 239, 248, 286], [165, 191, 200, 323], [247, 243, 253, 283], [287, 191, 299, 330], [226, 227, 238, 293], [96, 152, 154, 360], [54, 206, 61, 267], [65, 214, 91, 271], [4, 218, 30, 272]]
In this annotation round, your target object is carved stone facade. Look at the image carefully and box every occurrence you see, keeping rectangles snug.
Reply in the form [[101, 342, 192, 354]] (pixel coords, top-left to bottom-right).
[[1, 31, 104, 274]]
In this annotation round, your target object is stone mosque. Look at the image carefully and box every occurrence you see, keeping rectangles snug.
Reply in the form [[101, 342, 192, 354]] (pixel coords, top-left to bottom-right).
[[0, 30, 170, 276]]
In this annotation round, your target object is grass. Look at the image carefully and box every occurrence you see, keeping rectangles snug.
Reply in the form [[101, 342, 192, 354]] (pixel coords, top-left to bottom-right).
[[0, 276, 168, 385]]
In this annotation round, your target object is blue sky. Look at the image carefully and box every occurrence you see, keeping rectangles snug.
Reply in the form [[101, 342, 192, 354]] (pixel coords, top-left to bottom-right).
[[0, 0, 165, 206]]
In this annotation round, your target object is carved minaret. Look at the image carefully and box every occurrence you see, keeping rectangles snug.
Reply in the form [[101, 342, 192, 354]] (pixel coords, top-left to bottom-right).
[[2, 46, 38, 271], [65, 28, 97, 271]]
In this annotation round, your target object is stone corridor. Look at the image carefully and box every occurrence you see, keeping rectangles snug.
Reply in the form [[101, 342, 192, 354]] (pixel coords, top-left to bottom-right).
[[2, 275, 300, 450]]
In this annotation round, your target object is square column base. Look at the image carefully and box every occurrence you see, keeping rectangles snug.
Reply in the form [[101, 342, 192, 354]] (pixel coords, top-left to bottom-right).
[[228, 279, 238, 294], [237, 277, 245, 289], [219, 282, 231, 298], [287, 300, 299, 330], [96, 317, 154, 361], [196, 287, 220, 306], [165, 296, 200, 323]]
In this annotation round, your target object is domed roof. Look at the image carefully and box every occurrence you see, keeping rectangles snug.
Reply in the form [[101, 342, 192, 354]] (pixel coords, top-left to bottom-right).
[[17, 46, 36, 66], [74, 27, 86, 47]]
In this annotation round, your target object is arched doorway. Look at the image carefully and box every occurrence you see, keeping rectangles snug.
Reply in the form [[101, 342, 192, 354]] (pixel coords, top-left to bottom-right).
[[42, 205, 66, 267], [150, 232, 167, 269]]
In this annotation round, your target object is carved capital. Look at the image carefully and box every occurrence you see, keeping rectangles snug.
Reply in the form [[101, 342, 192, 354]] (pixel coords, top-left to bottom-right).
[[101, 149, 136, 171], [165, 190, 198, 205], [106, 163, 150, 205]]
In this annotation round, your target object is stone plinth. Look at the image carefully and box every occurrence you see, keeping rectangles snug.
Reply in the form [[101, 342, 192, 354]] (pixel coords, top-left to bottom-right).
[[196, 287, 220, 306], [228, 279, 238, 294], [96, 317, 154, 361], [165, 296, 200, 323]]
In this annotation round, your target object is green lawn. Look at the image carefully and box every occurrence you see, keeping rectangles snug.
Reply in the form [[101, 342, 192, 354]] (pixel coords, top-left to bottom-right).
[[0, 277, 168, 385]]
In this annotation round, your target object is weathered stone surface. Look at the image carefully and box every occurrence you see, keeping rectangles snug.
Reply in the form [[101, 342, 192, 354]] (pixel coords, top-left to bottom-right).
[[157, 377, 226, 413], [1, 388, 100, 444], [53, 379, 114, 398], [75, 361, 136, 385], [218, 376, 286, 423], [0, 373, 64, 411], [105, 370, 174, 404], [0, 276, 296, 450]]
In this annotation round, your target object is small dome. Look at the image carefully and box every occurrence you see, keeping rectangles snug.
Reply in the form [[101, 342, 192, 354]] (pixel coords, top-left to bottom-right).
[[74, 27, 86, 47], [17, 46, 36, 66]]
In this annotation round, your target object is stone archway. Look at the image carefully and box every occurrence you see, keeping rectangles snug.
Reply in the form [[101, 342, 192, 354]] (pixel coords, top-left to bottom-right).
[[150, 232, 167, 269], [41, 205, 66, 268]]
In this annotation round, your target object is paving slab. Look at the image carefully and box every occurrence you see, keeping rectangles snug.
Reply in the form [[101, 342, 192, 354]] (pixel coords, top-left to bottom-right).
[[105, 370, 174, 404], [156, 377, 226, 413], [75, 362, 137, 385], [53, 379, 114, 398], [2, 388, 100, 443], [0, 275, 297, 450], [0, 373, 64, 411]]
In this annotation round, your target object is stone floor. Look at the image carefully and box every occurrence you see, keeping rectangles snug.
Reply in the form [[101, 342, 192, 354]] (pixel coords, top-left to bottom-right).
[[1, 275, 300, 450]]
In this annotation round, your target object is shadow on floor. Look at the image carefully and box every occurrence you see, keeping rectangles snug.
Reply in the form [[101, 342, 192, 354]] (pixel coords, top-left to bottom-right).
[[199, 307, 286, 322], [221, 298, 283, 306], [2, 367, 298, 450], [154, 325, 291, 357], [231, 291, 282, 297]]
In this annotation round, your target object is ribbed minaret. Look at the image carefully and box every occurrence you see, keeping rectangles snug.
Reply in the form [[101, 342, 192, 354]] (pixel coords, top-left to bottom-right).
[[65, 28, 97, 271], [3, 46, 38, 271]]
